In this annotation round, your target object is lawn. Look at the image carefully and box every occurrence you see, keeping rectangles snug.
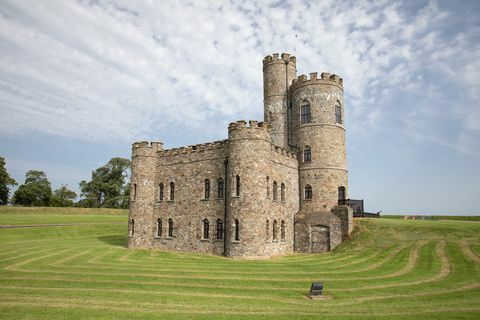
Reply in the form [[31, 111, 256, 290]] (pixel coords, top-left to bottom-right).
[[0, 207, 479, 319]]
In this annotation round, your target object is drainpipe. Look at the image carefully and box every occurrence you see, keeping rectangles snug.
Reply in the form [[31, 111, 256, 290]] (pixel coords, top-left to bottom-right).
[[223, 157, 228, 256]]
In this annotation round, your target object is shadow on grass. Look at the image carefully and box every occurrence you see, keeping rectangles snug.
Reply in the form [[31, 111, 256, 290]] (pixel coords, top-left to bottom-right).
[[98, 235, 128, 248]]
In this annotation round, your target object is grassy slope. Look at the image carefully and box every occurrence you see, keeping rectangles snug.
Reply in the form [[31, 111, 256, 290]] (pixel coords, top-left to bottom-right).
[[0, 208, 479, 320]]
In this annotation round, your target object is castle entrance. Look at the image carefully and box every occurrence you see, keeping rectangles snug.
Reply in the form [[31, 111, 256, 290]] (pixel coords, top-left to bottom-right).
[[310, 225, 330, 253]]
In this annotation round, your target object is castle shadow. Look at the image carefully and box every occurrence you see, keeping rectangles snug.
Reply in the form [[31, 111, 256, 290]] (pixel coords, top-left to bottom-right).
[[98, 235, 127, 248]]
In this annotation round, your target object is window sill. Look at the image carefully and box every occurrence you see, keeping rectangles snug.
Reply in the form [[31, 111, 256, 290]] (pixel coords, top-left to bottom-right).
[[200, 238, 210, 242], [214, 239, 223, 242], [216, 197, 224, 200], [163, 237, 174, 240], [231, 195, 240, 198], [166, 200, 175, 203], [272, 240, 279, 243], [200, 198, 210, 201], [231, 240, 240, 244], [303, 199, 312, 201]]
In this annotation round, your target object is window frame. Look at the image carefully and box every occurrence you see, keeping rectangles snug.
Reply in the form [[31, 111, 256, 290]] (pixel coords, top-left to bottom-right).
[[305, 185, 313, 200], [204, 179, 210, 199], [168, 218, 173, 237], [216, 219, 223, 240], [301, 101, 311, 124], [169, 182, 175, 201], [159, 183, 164, 201], [203, 219, 209, 239], [335, 100, 342, 124], [217, 178, 224, 199], [304, 146, 311, 163]]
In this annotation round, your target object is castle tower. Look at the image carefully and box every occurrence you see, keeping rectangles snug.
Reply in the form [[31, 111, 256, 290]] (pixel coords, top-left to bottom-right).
[[291, 72, 347, 213], [263, 53, 297, 148], [128, 141, 163, 248], [226, 120, 271, 258]]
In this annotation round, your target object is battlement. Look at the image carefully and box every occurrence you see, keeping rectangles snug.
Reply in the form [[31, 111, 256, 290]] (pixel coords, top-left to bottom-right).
[[263, 53, 297, 68], [228, 120, 270, 132], [290, 72, 343, 91], [132, 141, 163, 152], [160, 140, 227, 156], [273, 145, 297, 159]]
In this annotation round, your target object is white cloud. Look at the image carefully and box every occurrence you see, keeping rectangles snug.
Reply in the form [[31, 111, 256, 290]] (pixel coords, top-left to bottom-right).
[[0, 0, 478, 158]]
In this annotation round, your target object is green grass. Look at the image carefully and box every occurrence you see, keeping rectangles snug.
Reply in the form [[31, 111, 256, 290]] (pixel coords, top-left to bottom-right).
[[0, 207, 479, 319], [382, 214, 480, 221]]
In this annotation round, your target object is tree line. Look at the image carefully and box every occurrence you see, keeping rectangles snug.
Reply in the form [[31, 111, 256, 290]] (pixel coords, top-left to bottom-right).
[[0, 156, 131, 209]]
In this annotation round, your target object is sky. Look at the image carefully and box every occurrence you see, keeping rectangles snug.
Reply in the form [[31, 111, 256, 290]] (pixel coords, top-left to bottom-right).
[[0, 0, 479, 215]]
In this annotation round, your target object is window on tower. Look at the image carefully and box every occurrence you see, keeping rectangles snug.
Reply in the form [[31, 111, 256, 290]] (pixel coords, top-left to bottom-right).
[[204, 179, 210, 199], [335, 100, 342, 124], [304, 146, 311, 163], [301, 101, 311, 124], [305, 185, 313, 200]]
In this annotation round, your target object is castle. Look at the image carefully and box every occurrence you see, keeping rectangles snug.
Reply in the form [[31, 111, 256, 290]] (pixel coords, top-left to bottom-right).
[[127, 53, 353, 258]]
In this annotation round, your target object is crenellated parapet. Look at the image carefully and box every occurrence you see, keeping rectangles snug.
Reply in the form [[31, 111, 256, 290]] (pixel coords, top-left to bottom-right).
[[272, 145, 297, 159], [263, 53, 297, 69], [160, 140, 227, 156], [290, 72, 343, 92], [132, 141, 163, 157]]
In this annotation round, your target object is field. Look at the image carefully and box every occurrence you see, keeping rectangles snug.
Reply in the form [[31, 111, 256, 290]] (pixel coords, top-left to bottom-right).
[[0, 207, 479, 319]]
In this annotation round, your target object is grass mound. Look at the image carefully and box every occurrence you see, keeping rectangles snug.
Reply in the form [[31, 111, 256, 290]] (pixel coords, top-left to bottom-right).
[[0, 208, 479, 319]]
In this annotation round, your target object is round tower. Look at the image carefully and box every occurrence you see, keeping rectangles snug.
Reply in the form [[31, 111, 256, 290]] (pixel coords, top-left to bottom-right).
[[226, 120, 271, 258], [128, 141, 163, 248], [263, 53, 297, 148], [290, 72, 347, 213]]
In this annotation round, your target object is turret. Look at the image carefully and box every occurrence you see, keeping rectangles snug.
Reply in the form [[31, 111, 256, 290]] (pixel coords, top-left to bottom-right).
[[128, 141, 163, 248], [226, 121, 272, 257], [263, 53, 297, 148], [290, 72, 347, 213]]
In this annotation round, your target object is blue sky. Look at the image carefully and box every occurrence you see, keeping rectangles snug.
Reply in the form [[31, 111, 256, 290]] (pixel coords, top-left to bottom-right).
[[0, 0, 479, 215]]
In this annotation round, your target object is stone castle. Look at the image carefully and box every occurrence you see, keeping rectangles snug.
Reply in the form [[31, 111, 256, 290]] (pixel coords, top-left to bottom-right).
[[127, 53, 353, 258]]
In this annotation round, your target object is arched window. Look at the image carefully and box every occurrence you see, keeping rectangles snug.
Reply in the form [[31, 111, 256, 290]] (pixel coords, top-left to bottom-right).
[[132, 184, 137, 201], [234, 219, 239, 241], [216, 219, 223, 239], [129, 218, 135, 236], [168, 218, 173, 237], [204, 179, 210, 199], [338, 186, 346, 204], [157, 218, 162, 237], [281, 183, 285, 203], [304, 146, 311, 163], [217, 178, 224, 198], [169, 182, 175, 201], [266, 176, 270, 199], [301, 101, 311, 124], [305, 185, 312, 199], [236, 175, 240, 196], [159, 183, 164, 201], [273, 181, 278, 201], [273, 220, 278, 240], [281, 220, 286, 240], [266, 220, 270, 240], [335, 100, 342, 124], [203, 219, 209, 239]]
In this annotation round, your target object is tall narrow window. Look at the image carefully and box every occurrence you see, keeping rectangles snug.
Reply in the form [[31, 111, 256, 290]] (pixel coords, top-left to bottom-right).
[[338, 186, 346, 201], [168, 218, 173, 237], [273, 181, 278, 201], [304, 146, 311, 163], [266, 220, 270, 240], [335, 100, 342, 124], [301, 101, 311, 124], [204, 179, 210, 199], [132, 184, 137, 201], [129, 218, 135, 236], [159, 183, 164, 201], [281, 183, 285, 203], [234, 219, 239, 241], [273, 220, 278, 240], [216, 219, 223, 239], [266, 176, 270, 199], [217, 178, 224, 198], [203, 219, 209, 239], [281, 220, 285, 240], [305, 185, 312, 199], [157, 218, 162, 237], [170, 182, 175, 201], [236, 175, 240, 196]]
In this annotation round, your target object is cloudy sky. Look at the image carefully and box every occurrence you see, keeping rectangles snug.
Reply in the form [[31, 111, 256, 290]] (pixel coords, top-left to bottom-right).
[[0, 0, 479, 214]]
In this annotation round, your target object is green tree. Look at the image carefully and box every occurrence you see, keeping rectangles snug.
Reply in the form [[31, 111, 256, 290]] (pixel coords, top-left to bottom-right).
[[50, 185, 77, 207], [0, 157, 17, 205], [79, 157, 131, 208], [12, 170, 52, 206]]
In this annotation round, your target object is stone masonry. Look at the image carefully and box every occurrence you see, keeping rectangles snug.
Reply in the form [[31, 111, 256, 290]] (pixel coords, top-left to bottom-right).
[[128, 53, 353, 258]]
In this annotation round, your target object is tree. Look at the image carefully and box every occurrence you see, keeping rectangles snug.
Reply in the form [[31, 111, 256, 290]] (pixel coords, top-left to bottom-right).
[[50, 185, 77, 207], [12, 170, 52, 206], [0, 157, 17, 205], [79, 157, 130, 208]]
